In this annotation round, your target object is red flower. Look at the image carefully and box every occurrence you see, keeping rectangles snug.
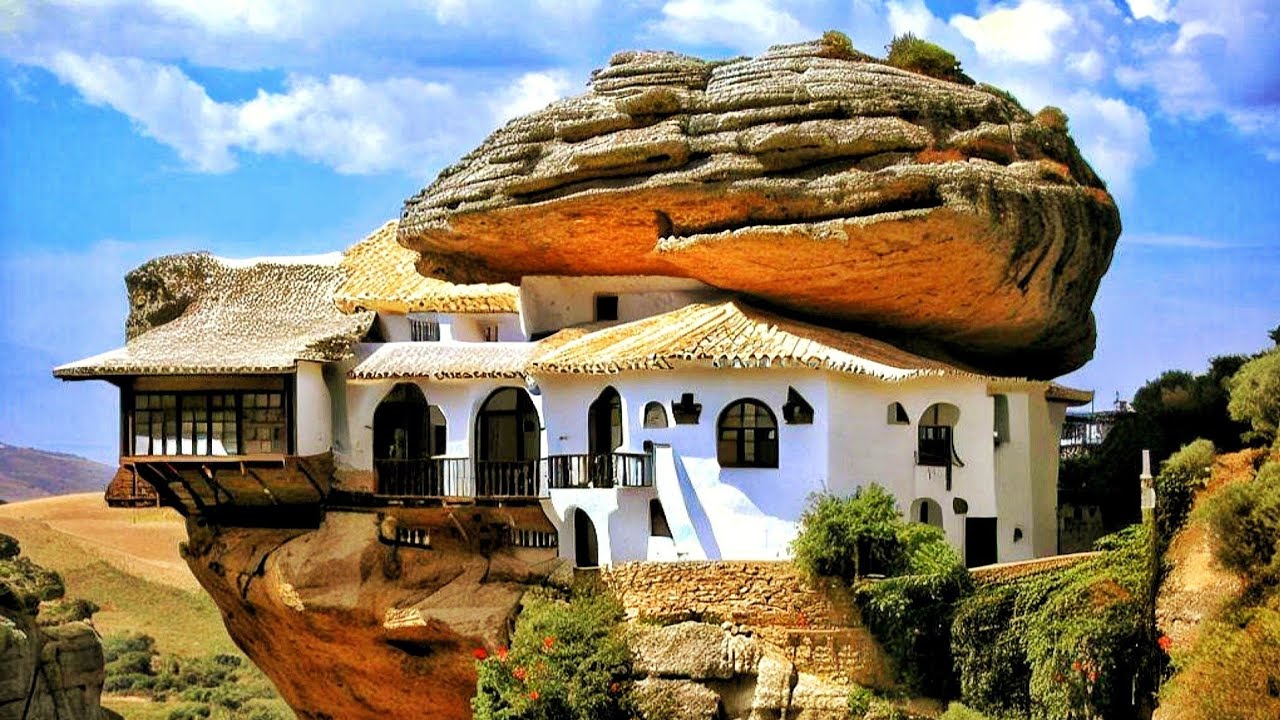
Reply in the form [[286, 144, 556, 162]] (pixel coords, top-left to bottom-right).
[[543, 636, 555, 651], [1053, 672, 1065, 684], [1087, 670, 1099, 683], [473, 648, 488, 660], [513, 666, 528, 682], [1071, 660, 1082, 672], [528, 691, 540, 701], [609, 682, 620, 695], [1158, 635, 1173, 653], [497, 646, 509, 662]]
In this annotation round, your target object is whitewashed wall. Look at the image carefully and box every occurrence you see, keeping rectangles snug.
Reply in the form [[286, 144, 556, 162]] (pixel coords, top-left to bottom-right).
[[294, 361, 332, 456], [520, 276, 719, 336], [378, 312, 524, 343]]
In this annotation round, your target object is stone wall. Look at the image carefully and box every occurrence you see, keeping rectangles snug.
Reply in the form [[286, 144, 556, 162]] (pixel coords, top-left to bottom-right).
[[600, 561, 891, 687]]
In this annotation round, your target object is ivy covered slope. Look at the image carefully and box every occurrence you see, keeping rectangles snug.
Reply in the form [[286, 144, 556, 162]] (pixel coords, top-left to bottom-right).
[[399, 33, 1119, 378]]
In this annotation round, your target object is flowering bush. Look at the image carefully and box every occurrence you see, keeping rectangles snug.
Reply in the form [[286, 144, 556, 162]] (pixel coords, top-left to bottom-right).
[[472, 589, 632, 720]]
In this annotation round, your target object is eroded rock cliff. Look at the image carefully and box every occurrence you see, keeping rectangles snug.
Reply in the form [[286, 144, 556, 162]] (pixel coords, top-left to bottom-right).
[[400, 38, 1120, 377], [0, 534, 106, 720]]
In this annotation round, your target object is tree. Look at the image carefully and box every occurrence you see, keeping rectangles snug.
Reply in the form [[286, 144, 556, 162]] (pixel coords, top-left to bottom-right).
[[884, 33, 970, 84], [1227, 349, 1280, 446], [791, 485, 902, 579]]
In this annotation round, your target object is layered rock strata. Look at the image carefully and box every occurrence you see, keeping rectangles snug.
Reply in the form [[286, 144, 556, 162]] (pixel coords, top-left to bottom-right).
[[400, 39, 1120, 376]]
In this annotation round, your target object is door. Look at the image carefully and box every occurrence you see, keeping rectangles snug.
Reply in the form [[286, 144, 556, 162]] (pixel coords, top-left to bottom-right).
[[587, 387, 622, 486], [573, 508, 599, 567], [965, 517, 998, 567]]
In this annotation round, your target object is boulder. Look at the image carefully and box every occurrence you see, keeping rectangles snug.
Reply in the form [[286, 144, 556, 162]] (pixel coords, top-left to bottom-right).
[[400, 38, 1120, 377], [630, 621, 760, 679], [632, 678, 722, 720]]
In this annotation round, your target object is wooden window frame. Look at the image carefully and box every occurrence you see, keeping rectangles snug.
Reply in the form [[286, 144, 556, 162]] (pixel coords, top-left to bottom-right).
[[716, 398, 779, 469]]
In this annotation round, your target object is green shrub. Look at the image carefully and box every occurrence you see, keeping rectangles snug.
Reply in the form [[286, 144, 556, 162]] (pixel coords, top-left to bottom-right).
[[885, 33, 968, 83], [103, 632, 156, 661], [847, 685, 875, 716], [1227, 349, 1280, 446], [952, 525, 1155, 720], [166, 703, 210, 720], [238, 698, 293, 720], [792, 486, 902, 580], [939, 702, 992, 720], [1156, 439, 1216, 548], [857, 524, 971, 696], [1205, 460, 1280, 588], [472, 588, 632, 720], [1034, 106, 1068, 131]]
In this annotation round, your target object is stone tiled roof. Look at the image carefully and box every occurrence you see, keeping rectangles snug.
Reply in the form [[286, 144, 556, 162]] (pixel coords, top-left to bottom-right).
[[334, 220, 519, 314], [529, 300, 968, 380], [54, 255, 374, 378], [347, 342, 540, 381]]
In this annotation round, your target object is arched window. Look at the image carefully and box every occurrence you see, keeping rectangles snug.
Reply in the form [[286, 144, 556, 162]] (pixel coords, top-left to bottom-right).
[[475, 387, 541, 497], [910, 497, 944, 528], [717, 399, 778, 468], [643, 401, 669, 429], [887, 402, 910, 425]]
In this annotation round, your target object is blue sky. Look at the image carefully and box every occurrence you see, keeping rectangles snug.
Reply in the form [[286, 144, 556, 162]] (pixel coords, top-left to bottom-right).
[[1, 0, 1277, 464]]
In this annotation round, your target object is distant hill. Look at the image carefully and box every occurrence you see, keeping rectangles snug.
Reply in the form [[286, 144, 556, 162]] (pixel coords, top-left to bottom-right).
[[0, 441, 113, 502]]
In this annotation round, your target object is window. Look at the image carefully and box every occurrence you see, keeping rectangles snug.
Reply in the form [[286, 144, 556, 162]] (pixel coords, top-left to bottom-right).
[[643, 401, 669, 429], [671, 393, 702, 424], [131, 391, 284, 456], [717, 399, 778, 468], [649, 499, 672, 538], [782, 387, 813, 424], [481, 322, 500, 342], [993, 394, 1010, 444], [409, 316, 440, 342], [887, 402, 910, 425], [594, 294, 619, 322]]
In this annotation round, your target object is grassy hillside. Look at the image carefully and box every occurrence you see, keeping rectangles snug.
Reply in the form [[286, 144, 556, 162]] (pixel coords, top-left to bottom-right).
[[0, 493, 292, 718], [0, 441, 113, 501]]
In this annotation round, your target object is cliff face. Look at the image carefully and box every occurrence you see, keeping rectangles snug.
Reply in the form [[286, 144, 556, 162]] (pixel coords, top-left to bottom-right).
[[0, 534, 106, 720], [182, 511, 563, 720], [400, 38, 1120, 377]]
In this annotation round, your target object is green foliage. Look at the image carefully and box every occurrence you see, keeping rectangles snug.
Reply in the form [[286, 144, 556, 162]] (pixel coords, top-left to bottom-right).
[[939, 702, 993, 720], [820, 30, 858, 59], [0, 533, 18, 560], [1033, 107, 1068, 131], [847, 685, 875, 716], [167, 704, 211, 720], [1226, 349, 1280, 446], [1204, 460, 1280, 589], [952, 526, 1155, 720], [857, 524, 972, 696], [885, 33, 969, 84], [472, 588, 632, 720], [1060, 355, 1250, 532], [1155, 439, 1216, 550], [792, 486, 902, 579], [0, 555, 65, 612], [36, 596, 99, 625]]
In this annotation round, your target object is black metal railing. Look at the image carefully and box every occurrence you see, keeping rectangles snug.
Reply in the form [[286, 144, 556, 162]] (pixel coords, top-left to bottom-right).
[[545, 452, 652, 489], [373, 452, 653, 499], [374, 457, 474, 497]]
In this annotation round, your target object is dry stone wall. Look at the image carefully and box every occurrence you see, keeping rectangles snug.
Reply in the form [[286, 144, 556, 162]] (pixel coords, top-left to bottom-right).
[[601, 561, 891, 686]]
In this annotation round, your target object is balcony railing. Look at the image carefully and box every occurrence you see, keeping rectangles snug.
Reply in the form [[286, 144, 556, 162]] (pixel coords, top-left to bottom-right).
[[372, 452, 653, 500], [546, 452, 652, 489]]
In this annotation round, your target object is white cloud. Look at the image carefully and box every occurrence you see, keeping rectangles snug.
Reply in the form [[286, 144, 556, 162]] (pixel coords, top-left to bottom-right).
[[1066, 50, 1104, 81], [950, 0, 1073, 64], [1126, 0, 1173, 22], [654, 0, 813, 53], [44, 51, 566, 175], [886, 0, 939, 38], [490, 70, 572, 123]]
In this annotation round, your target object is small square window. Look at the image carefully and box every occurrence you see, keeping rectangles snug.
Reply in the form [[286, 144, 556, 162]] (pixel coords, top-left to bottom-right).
[[595, 295, 619, 322]]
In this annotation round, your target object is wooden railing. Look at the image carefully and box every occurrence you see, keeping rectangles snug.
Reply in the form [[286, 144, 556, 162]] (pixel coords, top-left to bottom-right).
[[545, 452, 652, 489], [474, 460, 542, 498], [374, 457, 474, 497]]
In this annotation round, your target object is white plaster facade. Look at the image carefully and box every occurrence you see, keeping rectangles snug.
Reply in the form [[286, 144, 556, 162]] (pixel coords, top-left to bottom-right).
[[310, 274, 1082, 569]]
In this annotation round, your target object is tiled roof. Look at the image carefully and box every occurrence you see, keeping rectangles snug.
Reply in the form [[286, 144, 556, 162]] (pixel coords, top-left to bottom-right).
[[334, 220, 519, 314], [1045, 384, 1094, 405], [348, 342, 540, 381], [529, 300, 968, 380], [54, 256, 374, 378]]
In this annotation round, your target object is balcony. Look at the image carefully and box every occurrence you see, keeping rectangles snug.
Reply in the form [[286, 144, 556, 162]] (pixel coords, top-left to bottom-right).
[[372, 452, 653, 501]]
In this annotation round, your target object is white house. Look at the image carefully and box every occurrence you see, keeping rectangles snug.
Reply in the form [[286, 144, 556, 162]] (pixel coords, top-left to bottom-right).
[[56, 220, 1090, 567]]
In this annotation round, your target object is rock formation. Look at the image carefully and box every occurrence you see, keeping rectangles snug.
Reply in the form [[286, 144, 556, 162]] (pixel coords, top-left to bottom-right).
[[0, 534, 107, 720], [400, 39, 1120, 377], [181, 510, 564, 720]]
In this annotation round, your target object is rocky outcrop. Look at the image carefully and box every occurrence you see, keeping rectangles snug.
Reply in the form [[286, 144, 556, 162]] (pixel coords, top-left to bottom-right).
[[0, 534, 106, 720], [627, 621, 863, 720], [181, 510, 563, 720], [400, 38, 1120, 377]]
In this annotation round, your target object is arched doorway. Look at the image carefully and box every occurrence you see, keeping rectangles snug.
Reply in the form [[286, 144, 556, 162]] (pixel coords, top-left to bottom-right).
[[475, 387, 541, 496], [374, 384, 445, 495], [588, 387, 623, 485], [573, 508, 599, 568], [910, 497, 944, 529]]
